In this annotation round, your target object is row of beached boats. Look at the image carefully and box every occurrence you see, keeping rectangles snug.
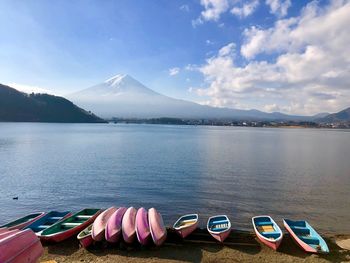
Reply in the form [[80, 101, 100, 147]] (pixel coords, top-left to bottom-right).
[[0, 208, 329, 262], [175, 214, 328, 254]]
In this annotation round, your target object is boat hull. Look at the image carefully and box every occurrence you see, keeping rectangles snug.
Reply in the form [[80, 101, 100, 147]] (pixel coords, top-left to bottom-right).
[[149, 208, 167, 246], [0, 229, 43, 263], [136, 207, 151, 245], [210, 229, 231, 243], [105, 207, 127, 243], [122, 207, 137, 244], [79, 234, 93, 248], [92, 206, 117, 241], [176, 222, 198, 239], [255, 231, 282, 250]]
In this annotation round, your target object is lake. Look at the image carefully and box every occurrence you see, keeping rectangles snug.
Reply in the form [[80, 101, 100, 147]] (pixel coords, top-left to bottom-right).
[[0, 123, 349, 233]]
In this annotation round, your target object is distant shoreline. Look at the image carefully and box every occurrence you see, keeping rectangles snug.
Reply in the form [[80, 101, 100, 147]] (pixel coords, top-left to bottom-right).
[[0, 120, 349, 129], [108, 118, 350, 129]]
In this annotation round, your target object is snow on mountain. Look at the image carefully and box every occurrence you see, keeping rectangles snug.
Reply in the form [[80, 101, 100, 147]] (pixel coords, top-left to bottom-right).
[[68, 74, 306, 120]]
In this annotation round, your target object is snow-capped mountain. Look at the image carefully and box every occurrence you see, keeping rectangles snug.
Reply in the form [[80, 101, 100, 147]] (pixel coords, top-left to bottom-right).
[[68, 74, 307, 120]]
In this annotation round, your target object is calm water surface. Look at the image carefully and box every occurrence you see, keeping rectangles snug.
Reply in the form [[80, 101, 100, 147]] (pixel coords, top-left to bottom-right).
[[0, 123, 349, 233]]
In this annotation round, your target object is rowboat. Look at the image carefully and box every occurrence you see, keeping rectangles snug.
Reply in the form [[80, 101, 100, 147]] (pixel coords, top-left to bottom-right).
[[283, 219, 329, 253], [135, 207, 151, 245], [92, 206, 117, 241], [0, 212, 46, 230], [122, 207, 137, 244], [39, 208, 101, 242], [77, 224, 93, 248], [173, 214, 198, 238], [24, 211, 71, 235], [252, 215, 283, 250], [0, 229, 43, 263], [207, 215, 231, 243], [105, 207, 127, 243], [148, 208, 167, 246]]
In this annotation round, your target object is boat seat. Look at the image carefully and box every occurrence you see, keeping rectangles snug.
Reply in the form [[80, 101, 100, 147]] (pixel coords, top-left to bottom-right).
[[212, 227, 228, 231], [255, 221, 272, 226], [262, 231, 280, 236], [291, 226, 310, 235], [62, 222, 80, 228], [211, 223, 229, 231], [300, 236, 320, 245], [211, 220, 228, 225], [36, 225, 51, 229], [48, 217, 63, 220], [75, 215, 92, 219], [258, 225, 274, 232]]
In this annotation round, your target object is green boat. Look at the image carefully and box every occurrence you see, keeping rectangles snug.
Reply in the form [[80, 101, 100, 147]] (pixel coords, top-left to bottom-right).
[[0, 212, 46, 230], [39, 208, 101, 242]]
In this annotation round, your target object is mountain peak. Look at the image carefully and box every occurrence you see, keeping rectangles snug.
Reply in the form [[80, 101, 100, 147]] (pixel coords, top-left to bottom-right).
[[103, 73, 147, 91]]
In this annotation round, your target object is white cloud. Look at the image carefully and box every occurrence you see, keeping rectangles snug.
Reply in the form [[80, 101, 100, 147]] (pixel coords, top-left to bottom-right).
[[7, 83, 54, 95], [266, 0, 291, 17], [206, 39, 214, 45], [193, 1, 350, 115], [200, 0, 230, 21], [231, 0, 259, 18], [180, 4, 190, 12], [169, 67, 180, 76], [194, 0, 261, 26]]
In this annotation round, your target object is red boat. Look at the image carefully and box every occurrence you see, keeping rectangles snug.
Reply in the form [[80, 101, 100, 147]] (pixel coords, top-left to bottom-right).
[[39, 208, 101, 242], [77, 224, 94, 248]]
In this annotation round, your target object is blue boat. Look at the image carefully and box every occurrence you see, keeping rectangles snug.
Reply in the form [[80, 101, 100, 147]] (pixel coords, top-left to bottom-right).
[[24, 211, 71, 235], [283, 219, 329, 253]]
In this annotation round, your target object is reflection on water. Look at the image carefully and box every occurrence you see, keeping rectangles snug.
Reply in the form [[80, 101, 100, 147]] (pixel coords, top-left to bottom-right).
[[0, 123, 349, 233]]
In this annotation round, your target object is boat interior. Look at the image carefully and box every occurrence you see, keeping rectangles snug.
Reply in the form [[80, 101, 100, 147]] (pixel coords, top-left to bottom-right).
[[208, 216, 230, 232], [78, 224, 92, 238], [174, 214, 198, 228], [29, 212, 69, 233], [254, 217, 281, 240]]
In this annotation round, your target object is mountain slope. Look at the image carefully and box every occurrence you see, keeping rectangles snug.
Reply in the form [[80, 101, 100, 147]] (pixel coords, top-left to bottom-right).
[[0, 84, 105, 123], [68, 74, 308, 120], [317, 107, 350, 123]]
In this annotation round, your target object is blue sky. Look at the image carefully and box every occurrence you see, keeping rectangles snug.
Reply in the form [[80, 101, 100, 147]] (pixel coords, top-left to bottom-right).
[[0, 0, 349, 114]]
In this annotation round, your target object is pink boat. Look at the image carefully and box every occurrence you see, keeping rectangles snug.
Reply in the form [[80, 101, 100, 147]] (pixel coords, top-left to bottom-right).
[[148, 208, 167, 246], [0, 229, 20, 240], [173, 214, 198, 239], [105, 207, 127, 243], [0, 228, 9, 234], [135, 207, 151, 245], [92, 206, 117, 241], [252, 216, 283, 250], [0, 229, 43, 263], [122, 207, 137, 244], [207, 215, 231, 243]]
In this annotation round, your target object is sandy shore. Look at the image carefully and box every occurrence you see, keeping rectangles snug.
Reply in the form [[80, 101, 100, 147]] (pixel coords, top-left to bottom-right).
[[40, 230, 350, 263]]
